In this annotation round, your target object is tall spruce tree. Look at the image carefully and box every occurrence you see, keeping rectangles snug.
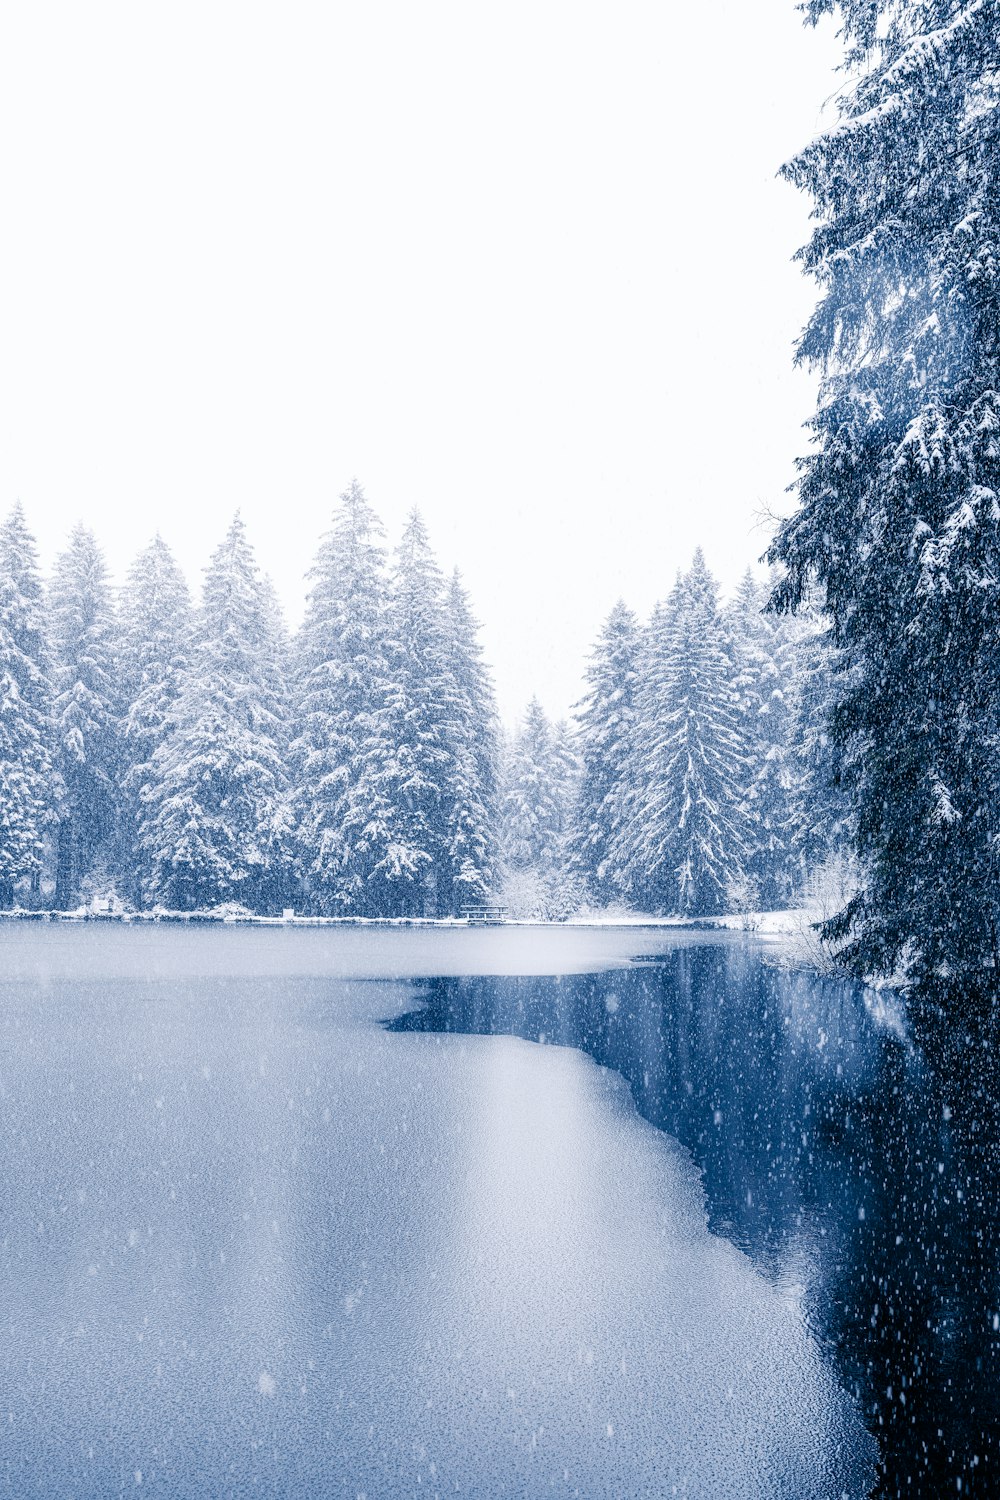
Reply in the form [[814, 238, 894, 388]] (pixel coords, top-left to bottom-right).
[[0, 504, 58, 906], [572, 600, 640, 903], [49, 525, 120, 906], [117, 536, 193, 903], [785, 599, 851, 883], [140, 514, 290, 910], [439, 569, 499, 911], [292, 481, 389, 913], [499, 700, 582, 917], [615, 552, 750, 915], [350, 510, 456, 916], [549, 717, 583, 887], [501, 698, 574, 873], [726, 570, 798, 907], [768, 0, 1000, 1033]]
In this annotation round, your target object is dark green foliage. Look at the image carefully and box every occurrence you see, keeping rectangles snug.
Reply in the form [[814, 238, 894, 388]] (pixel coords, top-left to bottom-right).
[[784, 600, 851, 879], [769, 0, 1000, 1022]]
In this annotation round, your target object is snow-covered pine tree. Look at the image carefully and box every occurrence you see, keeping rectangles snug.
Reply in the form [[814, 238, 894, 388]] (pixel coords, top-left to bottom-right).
[[615, 551, 750, 916], [140, 514, 290, 911], [0, 504, 58, 906], [601, 594, 669, 913], [49, 525, 121, 907], [726, 570, 798, 908], [548, 717, 584, 910], [499, 698, 581, 915], [292, 480, 389, 913], [768, 0, 1000, 1029], [501, 698, 566, 874], [348, 510, 463, 916], [438, 569, 500, 913], [572, 599, 640, 903], [117, 536, 193, 903], [784, 596, 851, 885]]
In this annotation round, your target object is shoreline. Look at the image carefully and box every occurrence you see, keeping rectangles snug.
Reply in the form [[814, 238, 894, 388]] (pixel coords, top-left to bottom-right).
[[0, 908, 735, 930]]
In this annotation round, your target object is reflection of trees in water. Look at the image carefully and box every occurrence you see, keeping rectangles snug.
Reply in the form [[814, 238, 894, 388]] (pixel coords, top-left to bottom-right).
[[394, 947, 1000, 1497], [816, 1061, 1000, 1498]]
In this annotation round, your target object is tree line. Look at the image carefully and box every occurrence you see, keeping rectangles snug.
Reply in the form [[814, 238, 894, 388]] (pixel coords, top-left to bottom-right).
[[0, 489, 844, 918], [501, 552, 845, 918], [0, 485, 498, 916]]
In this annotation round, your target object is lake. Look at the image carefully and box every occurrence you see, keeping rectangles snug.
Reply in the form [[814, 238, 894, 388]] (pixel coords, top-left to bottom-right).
[[0, 923, 995, 1496]]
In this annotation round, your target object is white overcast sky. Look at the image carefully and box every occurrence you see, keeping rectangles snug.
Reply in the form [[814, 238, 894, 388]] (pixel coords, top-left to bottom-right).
[[0, 2, 840, 722]]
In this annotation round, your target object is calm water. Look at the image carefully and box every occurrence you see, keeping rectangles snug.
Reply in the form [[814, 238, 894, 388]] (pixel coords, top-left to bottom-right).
[[394, 946, 1000, 1498], [0, 926, 994, 1496]]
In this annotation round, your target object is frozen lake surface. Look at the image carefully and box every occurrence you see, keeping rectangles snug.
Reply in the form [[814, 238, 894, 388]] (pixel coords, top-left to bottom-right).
[[3, 923, 984, 1496]]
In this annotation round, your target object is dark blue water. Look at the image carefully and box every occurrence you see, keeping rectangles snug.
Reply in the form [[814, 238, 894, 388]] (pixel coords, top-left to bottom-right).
[[392, 945, 1000, 1498]]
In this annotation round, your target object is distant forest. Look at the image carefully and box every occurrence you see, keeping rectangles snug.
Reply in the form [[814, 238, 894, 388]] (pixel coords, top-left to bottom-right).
[[0, 485, 845, 919]]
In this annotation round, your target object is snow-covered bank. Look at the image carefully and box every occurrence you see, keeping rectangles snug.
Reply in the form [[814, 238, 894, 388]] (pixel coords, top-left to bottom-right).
[[0, 905, 781, 932], [704, 909, 806, 936]]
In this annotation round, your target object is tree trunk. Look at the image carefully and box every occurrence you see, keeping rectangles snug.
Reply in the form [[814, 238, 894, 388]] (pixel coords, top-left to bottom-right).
[[0, 876, 14, 910]]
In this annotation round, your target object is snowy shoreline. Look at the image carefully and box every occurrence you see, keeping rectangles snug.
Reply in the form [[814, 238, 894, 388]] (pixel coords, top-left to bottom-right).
[[0, 909, 721, 929], [0, 907, 800, 931]]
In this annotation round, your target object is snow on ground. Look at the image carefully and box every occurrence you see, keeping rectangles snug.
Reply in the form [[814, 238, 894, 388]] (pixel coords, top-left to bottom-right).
[[705, 909, 807, 936], [0, 904, 806, 936], [564, 907, 807, 934]]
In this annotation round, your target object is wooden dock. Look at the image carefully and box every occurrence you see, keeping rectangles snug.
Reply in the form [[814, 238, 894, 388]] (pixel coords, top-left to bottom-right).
[[460, 903, 507, 926]]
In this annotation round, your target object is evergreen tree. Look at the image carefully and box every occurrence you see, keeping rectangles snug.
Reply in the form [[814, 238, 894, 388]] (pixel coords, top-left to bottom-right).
[[572, 599, 640, 903], [49, 525, 120, 906], [292, 480, 389, 913], [784, 600, 851, 883], [726, 570, 798, 907], [768, 0, 1000, 1032], [351, 510, 456, 916], [140, 514, 290, 910], [549, 716, 583, 883], [439, 569, 499, 912], [118, 536, 193, 902], [501, 699, 574, 871], [615, 552, 750, 916], [0, 504, 58, 906]]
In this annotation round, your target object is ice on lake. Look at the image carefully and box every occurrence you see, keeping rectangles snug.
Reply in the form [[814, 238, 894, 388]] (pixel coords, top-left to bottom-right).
[[0, 925, 874, 1497]]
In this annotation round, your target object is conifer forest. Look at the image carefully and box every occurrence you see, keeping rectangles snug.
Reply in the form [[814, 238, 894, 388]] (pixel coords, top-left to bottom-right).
[[0, 492, 846, 923], [2, 2, 1000, 1498]]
